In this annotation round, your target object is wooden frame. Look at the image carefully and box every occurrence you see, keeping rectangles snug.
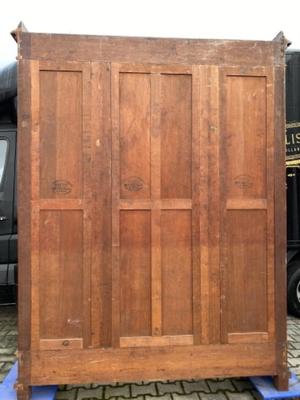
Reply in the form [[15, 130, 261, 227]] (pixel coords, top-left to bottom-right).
[[16, 28, 288, 400]]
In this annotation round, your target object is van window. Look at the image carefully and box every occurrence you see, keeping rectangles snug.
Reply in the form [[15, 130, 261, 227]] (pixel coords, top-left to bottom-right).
[[0, 140, 8, 187]]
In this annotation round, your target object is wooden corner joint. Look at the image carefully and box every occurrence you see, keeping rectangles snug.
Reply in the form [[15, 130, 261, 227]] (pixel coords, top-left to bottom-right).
[[11, 21, 28, 43], [273, 31, 291, 48], [14, 381, 25, 391]]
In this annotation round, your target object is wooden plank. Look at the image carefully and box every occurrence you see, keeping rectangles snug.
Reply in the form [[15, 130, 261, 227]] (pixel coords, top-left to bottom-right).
[[161, 211, 193, 336], [266, 68, 276, 342], [191, 66, 201, 344], [198, 66, 210, 344], [17, 58, 32, 392], [30, 60, 40, 350], [82, 65, 92, 349], [22, 32, 282, 67], [39, 210, 84, 340], [273, 64, 289, 389], [226, 199, 267, 210], [111, 64, 121, 347], [119, 199, 192, 210], [220, 68, 270, 344], [120, 72, 151, 200], [39, 68, 83, 199], [118, 64, 192, 74], [120, 211, 152, 337], [228, 333, 269, 344], [90, 62, 112, 348], [30, 343, 276, 385], [219, 69, 228, 345], [35, 199, 83, 210], [120, 335, 194, 347], [150, 73, 162, 336], [18, 32, 286, 390], [160, 74, 192, 199], [40, 338, 83, 351], [207, 65, 221, 344], [39, 60, 86, 71], [17, 58, 32, 352]]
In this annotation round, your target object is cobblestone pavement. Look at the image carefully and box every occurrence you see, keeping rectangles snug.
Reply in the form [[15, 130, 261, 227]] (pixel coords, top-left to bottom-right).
[[0, 306, 299, 400]]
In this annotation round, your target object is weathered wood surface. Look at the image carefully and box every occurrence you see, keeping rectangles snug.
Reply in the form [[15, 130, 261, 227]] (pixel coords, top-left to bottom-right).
[[17, 29, 287, 399]]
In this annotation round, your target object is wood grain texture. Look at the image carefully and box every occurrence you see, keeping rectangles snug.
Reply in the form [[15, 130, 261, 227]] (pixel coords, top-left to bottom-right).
[[18, 32, 286, 393], [161, 211, 193, 336], [273, 65, 289, 389], [29, 343, 276, 385], [90, 62, 112, 348], [39, 210, 84, 339], [120, 335, 194, 347], [111, 64, 121, 348], [120, 211, 152, 337], [150, 73, 162, 336], [219, 68, 279, 350], [120, 73, 151, 199], [20, 32, 284, 67], [17, 58, 32, 396], [160, 74, 192, 198]]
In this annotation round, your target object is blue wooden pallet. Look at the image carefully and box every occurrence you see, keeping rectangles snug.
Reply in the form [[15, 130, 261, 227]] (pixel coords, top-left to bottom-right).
[[250, 371, 300, 399], [0, 362, 57, 399]]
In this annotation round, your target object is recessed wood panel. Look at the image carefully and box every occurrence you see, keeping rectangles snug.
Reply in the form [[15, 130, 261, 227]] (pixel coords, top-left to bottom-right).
[[225, 210, 268, 334], [39, 70, 83, 199], [160, 74, 192, 199], [225, 76, 266, 199], [39, 210, 83, 339], [120, 73, 151, 199], [161, 210, 193, 335], [120, 211, 151, 337]]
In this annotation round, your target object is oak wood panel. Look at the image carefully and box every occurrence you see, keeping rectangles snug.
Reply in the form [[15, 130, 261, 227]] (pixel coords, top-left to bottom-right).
[[120, 211, 152, 337], [224, 211, 268, 333], [161, 211, 193, 335], [160, 74, 192, 199], [191, 66, 201, 345], [265, 68, 276, 342], [120, 73, 151, 199], [17, 59, 32, 393], [90, 62, 112, 348], [220, 68, 277, 348], [35, 199, 83, 210], [39, 210, 84, 339], [39, 70, 83, 199], [274, 64, 288, 388], [111, 64, 121, 348], [29, 343, 276, 385], [27, 61, 93, 356], [17, 31, 287, 395], [39, 338, 83, 351], [228, 333, 269, 344], [81, 65, 93, 349], [206, 66, 221, 345], [198, 66, 221, 344], [119, 199, 192, 210], [226, 199, 267, 210], [30, 61, 40, 350], [225, 75, 267, 200], [21, 33, 282, 66], [120, 335, 194, 347], [150, 73, 162, 336]]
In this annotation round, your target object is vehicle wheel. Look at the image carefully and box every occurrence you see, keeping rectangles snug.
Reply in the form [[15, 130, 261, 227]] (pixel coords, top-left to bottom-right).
[[287, 262, 300, 318]]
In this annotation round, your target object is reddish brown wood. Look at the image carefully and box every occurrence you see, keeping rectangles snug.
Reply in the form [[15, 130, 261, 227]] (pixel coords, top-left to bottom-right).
[[17, 29, 287, 397]]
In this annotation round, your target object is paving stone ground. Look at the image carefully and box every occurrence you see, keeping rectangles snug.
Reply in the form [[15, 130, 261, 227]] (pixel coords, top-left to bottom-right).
[[0, 306, 299, 400]]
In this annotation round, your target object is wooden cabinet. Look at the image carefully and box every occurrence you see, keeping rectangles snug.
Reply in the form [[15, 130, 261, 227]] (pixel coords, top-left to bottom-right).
[[16, 28, 288, 399]]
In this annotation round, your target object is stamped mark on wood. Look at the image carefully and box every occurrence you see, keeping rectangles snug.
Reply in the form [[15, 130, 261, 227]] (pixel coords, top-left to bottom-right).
[[123, 176, 144, 192], [52, 180, 73, 194], [233, 175, 254, 189]]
